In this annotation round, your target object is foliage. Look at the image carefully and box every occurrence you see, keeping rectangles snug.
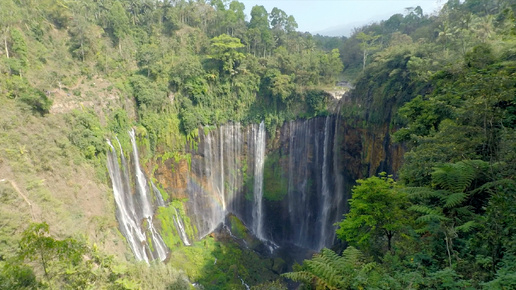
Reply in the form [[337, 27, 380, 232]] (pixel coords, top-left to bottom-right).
[[2, 0, 516, 288], [157, 200, 196, 249], [67, 109, 106, 159], [167, 234, 279, 289], [283, 247, 381, 290], [1, 222, 139, 289], [337, 173, 408, 255]]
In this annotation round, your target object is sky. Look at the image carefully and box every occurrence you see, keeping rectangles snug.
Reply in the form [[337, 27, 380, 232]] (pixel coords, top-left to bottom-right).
[[239, 0, 446, 36]]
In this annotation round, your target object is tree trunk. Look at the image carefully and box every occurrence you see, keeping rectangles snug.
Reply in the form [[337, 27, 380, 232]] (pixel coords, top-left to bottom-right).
[[362, 49, 367, 71], [4, 35, 9, 59], [445, 232, 452, 268], [387, 231, 393, 253]]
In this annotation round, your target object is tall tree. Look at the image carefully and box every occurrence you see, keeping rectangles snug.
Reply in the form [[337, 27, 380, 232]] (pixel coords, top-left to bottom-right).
[[355, 31, 381, 70], [108, 1, 130, 53], [0, 0, 19, 59]]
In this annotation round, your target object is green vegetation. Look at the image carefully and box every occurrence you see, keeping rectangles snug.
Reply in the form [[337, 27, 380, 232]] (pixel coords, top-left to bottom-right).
[[0, 223, 190, 289], [336, 174, 409, 255], [168, 232, 279, 289], [157, 200, 196, 249], [285, 1, 516, 288], [2, 0, 516, 288]]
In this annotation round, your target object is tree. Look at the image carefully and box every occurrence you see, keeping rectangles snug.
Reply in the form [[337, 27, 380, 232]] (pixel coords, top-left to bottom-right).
[[337, 173, 408, 254], [226, 1, 246, 36], [270, 7, 288, 31], [0, 0, 19, 59], [248, 5, 272, 56], [209, 33, 245, 75], [108, 1, 130, 53], [17, 223, 86, 285], [355, 31, 381, 70]]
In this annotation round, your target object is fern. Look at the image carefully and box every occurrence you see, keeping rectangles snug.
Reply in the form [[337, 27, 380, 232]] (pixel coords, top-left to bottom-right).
[[469, 178, 516, 195], [404, 187, 443, 199], [409, 205, 442, 216], [416, 214, 449, 223], [341, 246, 364, 268], [456, 220, 477, 233], [282, 247, 366, 290], [443, 192, 467, 208], [432, 161, 477, 193]]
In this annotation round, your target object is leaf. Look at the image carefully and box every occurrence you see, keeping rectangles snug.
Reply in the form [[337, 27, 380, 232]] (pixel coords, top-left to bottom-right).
[[456, 220, 477, 233], [443, 192, 467, 208], [416, 214, 448, 223], [404, 187, 443, 199], [432, 161, 477, 193], [409, 205, 442, 216]]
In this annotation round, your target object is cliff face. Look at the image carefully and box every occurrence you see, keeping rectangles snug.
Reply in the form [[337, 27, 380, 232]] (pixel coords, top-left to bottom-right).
[[141, 113, 403, 253]]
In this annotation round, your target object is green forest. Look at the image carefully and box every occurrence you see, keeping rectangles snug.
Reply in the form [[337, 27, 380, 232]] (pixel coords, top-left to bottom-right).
[[1, 0, 516, 289]]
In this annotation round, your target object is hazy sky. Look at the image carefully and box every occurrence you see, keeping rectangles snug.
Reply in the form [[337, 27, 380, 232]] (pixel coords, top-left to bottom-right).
[[240, 0, 445, 36]]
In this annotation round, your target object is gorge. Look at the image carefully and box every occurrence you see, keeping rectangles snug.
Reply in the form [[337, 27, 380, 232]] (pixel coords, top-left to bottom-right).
[[106, 113, 400, 262]]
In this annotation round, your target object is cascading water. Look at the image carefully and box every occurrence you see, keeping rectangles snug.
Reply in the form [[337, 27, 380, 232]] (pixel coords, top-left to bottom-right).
[[129, 130, 153, 220], [319, 117, 332, 250], [129, 129, 168, 261], [106, 130, 169, 262], [184, 119, 343, 251], [106, 140, 149, 263], [111, 117, 345, 256], [173, 207, 191, 246], [252, 121, 266, 241], [279, 116, 343, 250], [151, 181, 166, 207], [188, 128, 227, 238], [186, 122, 269, 240]]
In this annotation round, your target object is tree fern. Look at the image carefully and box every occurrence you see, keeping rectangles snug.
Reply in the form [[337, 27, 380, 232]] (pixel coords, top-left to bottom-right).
[[340, 246, 363, 268], [409, 205, 443, 217], [431, 161, 478, 193], [455, 220, 477, 233], [404, 187, 443, 199], [282, 247, 366, 290], [409, 160, 489, 267], [469, 178, 516, 195], [443, 192, 467, 208]]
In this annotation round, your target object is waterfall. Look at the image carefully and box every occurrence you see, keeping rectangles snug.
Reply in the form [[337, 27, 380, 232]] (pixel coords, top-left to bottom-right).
[[173, 207, 191, 246], [319, 117, 331, 250], [280, 117, 344, 250], [186, 122, 271, 241], [106, 140, 149, 263], [129, 129, 153, 219], [147, 216, 168, 261], [189, 128, 226, 238], [106, 131, 169, 262], [331, 107, 344, 246], [219, 126, 226, 211], [252, 121, 266, 241], [151, 181, 166, 207], [129, 129, 168, 261], [287, 120, 313, 248], [106, 115, 348, 261]]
